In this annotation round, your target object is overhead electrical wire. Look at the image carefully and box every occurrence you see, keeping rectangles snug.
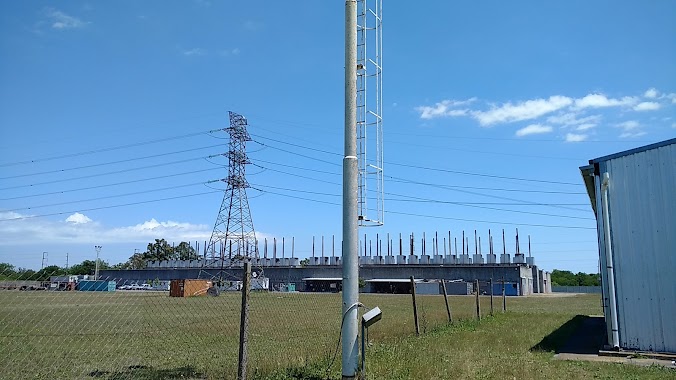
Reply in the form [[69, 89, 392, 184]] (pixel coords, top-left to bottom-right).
[[6, 180, 222, 212], [0, 128, 222, 168], [249, 182, 594, 220], [0, 167, 221, 201], [249, 187, 594, 230], [0, 154, 223, 191], [0, 190, 222, 221], [249, 134, 582, 186], [0, 144, 225, 180]]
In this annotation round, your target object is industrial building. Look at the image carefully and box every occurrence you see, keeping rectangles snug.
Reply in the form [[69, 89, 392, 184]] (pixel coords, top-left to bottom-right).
[[581, 138, 676, 353], [100, 251, 551, 296]]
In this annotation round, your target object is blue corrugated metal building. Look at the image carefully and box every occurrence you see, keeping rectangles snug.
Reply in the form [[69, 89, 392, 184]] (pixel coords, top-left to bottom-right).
[[580, 138, 676, 353]]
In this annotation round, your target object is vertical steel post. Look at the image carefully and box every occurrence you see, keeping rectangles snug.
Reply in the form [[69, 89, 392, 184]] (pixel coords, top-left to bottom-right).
[[237, 261, 251, 380], [342, 1, 359, 377]]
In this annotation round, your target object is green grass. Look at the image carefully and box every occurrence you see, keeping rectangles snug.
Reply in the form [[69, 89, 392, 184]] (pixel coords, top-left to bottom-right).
[[0, 291, 673, 379]]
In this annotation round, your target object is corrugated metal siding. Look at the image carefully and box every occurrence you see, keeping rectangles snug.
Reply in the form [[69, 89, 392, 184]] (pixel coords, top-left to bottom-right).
[[598, 142, 676, 352]]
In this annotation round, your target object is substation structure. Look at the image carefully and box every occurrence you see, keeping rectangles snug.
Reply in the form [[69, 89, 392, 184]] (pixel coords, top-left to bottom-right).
[[101, 257, 551, 296]]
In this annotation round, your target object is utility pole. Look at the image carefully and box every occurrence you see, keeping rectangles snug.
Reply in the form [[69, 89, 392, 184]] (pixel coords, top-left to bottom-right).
[[94, 245, 102, 279], [342, 0, 359, 378], [65, 252, 69, 272], [41, 252, 48, 270]]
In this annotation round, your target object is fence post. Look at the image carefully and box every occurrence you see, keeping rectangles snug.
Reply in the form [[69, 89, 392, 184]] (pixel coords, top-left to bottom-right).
[[440, 280, 452, 323], [502, 278, 506, 312], [475, 279, 481, 321], [237, 261, 251, 380], [410, 276, 419, 336], [489, 278, 494, 316]]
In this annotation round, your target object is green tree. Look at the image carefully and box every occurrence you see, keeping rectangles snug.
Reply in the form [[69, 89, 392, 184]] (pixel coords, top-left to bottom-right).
[[34, 265, 67, 281], [113, 252, 147, 270], [143, 239, 175, 261], [68, 260, 110, 275], [175, 242, 198, 261], [0, 263, 16, 280]]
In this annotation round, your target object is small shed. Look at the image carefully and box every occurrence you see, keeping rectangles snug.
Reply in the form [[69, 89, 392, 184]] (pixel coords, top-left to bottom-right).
[[580, 138, 676, 353], [170, 279, 212, 297]]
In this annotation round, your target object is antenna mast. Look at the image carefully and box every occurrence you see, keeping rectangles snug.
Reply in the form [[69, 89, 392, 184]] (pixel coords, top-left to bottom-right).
[[356, 0, 384, 226]]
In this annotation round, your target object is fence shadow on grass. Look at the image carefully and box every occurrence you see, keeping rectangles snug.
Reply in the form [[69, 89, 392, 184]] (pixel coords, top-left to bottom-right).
[[530, 314, 605, 354], [88, 365, 205, 380]]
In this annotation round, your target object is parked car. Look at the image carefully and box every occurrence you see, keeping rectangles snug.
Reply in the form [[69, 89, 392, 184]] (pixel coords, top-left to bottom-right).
[[130, 283, 152, 291]]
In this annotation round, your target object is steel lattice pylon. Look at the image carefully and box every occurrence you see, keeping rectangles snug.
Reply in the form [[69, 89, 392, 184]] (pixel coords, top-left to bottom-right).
[[205, 111, 258, 267]]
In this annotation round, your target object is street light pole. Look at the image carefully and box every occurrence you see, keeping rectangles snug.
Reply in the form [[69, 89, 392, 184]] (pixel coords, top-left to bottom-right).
[[94, 245, 102, 279]]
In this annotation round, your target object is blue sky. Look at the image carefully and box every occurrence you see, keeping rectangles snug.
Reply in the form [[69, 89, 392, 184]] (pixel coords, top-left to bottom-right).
[[1, 1, 674, 273]]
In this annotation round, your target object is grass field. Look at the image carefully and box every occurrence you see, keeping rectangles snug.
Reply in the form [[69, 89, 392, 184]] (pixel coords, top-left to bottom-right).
[[0, 291, 673, 379]]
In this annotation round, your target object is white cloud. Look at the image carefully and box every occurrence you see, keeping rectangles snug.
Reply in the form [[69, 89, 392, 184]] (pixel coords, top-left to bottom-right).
[[620, 131, 647, 138], [221, 48, 240, 57], [65, 213, 92, 224], [565, 133, 588, 142], [644, 88, 659, 99], [576, 123, 597, 131], [633, 102, 661, 111], [473, 96, 572, 126], [44, 8, 89, 30], [616, 120, 641, 131], [672, 123, 676, 129], [515, 124, 553, 137], [547, 113, 601, 127], [182, 48, 206, 56], [573, 94, 637, 109], [669, 93, 676, 104], [416, 98, 476, 119], [0, 213, 213, 245]]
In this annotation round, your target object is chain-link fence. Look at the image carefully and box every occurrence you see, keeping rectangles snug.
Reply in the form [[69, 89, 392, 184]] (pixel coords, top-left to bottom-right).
[[1, 259, 514, 379]]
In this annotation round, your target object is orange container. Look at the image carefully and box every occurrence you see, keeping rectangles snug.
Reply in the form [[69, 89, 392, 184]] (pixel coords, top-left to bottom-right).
[[170, 279, 212, 297]]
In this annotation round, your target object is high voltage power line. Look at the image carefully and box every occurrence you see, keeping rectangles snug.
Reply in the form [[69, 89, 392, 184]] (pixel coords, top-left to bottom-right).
[[6, 180, 222, 212], [0, 154, 223, 191], [0, 144, 224, 180], [0, 128, 221, 168]]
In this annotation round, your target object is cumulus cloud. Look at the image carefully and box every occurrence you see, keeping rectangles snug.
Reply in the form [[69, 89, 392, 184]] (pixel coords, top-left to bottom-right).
[[473, 96, 572, 126], [633, 102, 661, 111], [515, 124, 553, 137], [65, 213, 92, 224], [620, 131, 647, 138], [182, 48, 206, 56], [0, 213, 212, 245], [616, 120, 641, 131], [576, 123, 597, 131], [565, 133, 588, 143], [573, 94, 637, 109], [415, 98, 476, 119], [644, 88, 659, 99], [44, 8, 89, 30], [547, 113, 601, 126]]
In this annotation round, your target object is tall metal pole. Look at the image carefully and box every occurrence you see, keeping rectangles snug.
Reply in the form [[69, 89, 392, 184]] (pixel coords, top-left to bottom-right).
[[94, 245, 101, 279], [342, 1, 359, 378]]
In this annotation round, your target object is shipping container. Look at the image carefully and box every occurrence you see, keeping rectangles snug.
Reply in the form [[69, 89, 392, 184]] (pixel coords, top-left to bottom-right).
[[169, 279, 212, 297], [77, 280, 116, 292]]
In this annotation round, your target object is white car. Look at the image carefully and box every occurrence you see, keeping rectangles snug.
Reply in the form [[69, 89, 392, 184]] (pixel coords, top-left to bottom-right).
[[130, 283, 152, 291]]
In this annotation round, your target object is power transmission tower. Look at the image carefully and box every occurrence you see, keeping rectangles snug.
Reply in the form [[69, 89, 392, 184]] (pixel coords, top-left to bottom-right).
[[205, 111, 258, 268]]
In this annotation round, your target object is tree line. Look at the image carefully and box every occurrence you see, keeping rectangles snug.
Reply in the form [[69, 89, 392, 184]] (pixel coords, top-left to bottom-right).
[[0, 239, 199, 281], [550, 269, 600, 287]]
